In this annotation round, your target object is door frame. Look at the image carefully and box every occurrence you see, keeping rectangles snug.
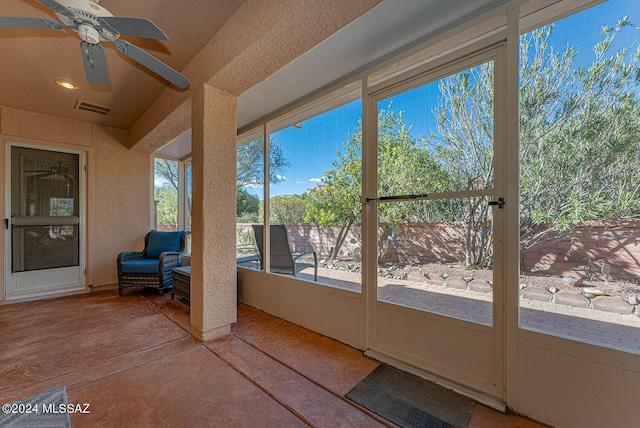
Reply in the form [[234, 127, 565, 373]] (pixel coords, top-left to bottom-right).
[[362, 39, 508, 406], [3, 140, 87, 301]]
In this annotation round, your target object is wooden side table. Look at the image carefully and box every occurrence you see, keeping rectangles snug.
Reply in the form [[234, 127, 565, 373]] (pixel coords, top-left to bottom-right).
[[171, 266, 191, 303]]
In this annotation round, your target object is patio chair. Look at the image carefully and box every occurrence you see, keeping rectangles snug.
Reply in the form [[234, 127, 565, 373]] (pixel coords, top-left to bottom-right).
[[236, 243, 260, 269], [117, 230, 190, 296], [252, 224, 318, 281]]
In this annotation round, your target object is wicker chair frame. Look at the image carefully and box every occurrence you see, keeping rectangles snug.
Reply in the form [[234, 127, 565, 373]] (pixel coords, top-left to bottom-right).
[[117, 231, 190, 296]]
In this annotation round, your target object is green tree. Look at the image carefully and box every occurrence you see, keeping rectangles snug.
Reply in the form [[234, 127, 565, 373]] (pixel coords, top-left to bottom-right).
[[307, 109, 449, 259], [312, 17, 640, 267], [269, 194, 308, 224], [431, 18, 640, 267], [518, 19, 640, 250], [424, 61, 496, 268], [154, 159, 186, 231], [237, 188, 260, 222], [235, 137, 289, 223], [155, 183, 178, 230]]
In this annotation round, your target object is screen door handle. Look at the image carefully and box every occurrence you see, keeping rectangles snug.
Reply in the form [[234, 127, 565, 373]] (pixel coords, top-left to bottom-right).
[[488, 197, 505, 209]]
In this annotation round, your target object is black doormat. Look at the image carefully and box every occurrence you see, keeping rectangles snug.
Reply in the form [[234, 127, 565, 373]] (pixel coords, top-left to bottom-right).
[[346, 365, 475, 428]]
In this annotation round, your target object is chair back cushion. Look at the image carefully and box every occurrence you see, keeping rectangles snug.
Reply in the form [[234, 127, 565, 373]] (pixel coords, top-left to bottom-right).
[[146, 230, 184, 259]]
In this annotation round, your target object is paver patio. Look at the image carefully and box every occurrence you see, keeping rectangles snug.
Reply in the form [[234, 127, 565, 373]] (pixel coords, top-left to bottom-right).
[[264, 265, 640, 354]]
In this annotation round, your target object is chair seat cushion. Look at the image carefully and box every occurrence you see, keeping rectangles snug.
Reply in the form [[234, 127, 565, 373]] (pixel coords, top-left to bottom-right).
[[146, 230, 183, 259], [121, 259, 160, 274]]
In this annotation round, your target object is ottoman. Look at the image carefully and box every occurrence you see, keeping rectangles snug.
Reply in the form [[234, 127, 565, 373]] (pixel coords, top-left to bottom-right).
[[171, 266, 191, 303]]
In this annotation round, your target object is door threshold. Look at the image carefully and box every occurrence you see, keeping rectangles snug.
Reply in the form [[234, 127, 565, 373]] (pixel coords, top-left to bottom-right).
[[2, 287, 88, 304]]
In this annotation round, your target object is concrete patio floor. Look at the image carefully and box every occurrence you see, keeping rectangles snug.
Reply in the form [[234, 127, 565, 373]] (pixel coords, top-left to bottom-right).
[[0, 289, 545, 427]]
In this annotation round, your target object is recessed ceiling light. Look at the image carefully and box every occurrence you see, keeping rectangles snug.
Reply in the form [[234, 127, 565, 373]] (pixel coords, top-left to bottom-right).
[[56, 79, 79, 90]]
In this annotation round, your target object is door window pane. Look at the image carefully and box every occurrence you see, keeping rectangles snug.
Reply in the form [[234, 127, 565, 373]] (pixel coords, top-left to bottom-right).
[[12, 226, 79, 272], [375, 61, 495, 325], [377, 198, 494, 326], [377, 61, 494, 197], [13, 150, 79, 217], [10, 147, 80, 273]]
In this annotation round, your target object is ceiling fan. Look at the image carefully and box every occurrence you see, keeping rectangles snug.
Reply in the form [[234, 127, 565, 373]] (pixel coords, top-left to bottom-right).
[[0, 0, 190, 88]]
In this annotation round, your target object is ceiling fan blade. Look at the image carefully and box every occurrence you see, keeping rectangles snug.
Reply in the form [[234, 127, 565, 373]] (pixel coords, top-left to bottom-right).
[[0, 17, 65, 30], [80, 41, 110, 85], [98, 17, 168, 40], [38, 0, 75, 18], [113, 40, 189, 88]]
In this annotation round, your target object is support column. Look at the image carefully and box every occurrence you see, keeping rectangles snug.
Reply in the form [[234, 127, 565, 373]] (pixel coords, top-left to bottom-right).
[[190, 83, 237, 341]]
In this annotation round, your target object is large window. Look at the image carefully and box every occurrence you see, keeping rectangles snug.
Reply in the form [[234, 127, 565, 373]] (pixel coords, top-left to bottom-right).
[[154, 158, 179, 231], [236, 132, 264, 270], [234, 0, 640, 356], [517, 0, 640, 353], [184, 162, 192, 253], [268, 98, 362, 289], [154, 157, 192, 252], [237, 84, 363, 291]]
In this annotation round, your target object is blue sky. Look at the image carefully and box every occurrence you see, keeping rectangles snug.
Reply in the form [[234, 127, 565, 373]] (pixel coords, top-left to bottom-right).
[[244, 0, 638, 199]]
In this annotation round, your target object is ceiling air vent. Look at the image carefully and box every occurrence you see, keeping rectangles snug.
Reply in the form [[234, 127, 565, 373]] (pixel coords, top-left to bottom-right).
[[74, 100, 112, 116]]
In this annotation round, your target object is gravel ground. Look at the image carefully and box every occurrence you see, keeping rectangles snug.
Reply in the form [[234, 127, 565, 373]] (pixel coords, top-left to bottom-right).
[[317, 258, 640, 303]]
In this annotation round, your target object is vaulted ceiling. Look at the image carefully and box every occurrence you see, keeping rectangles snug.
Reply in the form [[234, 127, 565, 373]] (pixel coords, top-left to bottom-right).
[[0, 0, 244, 130]]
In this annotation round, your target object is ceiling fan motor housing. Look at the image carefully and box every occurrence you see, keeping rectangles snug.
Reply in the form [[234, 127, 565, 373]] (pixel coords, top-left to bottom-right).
[[78, 23, 100, 44], [55, 0, 116, 42]]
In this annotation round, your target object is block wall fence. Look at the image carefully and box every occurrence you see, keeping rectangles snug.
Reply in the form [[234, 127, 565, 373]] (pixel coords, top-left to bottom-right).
[[237, 220, 640, 282]]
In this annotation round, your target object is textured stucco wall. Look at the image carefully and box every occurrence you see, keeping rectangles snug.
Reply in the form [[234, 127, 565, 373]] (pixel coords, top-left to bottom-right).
[[0, 107, 150, 291], [89, 126, 151, 287], [190, 84, 238, 340]]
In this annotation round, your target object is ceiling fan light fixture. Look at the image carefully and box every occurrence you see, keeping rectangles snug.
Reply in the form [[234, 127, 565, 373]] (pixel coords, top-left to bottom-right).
[[56, 79, 80, 90]]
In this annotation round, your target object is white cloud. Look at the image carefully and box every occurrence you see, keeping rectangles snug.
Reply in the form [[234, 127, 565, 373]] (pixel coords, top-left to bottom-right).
[[276, 175, 287, 181], [309, 177, 323, 183]]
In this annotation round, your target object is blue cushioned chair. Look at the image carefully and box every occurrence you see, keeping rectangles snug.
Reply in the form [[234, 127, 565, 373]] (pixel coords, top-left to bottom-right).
[[117, 230, 190, 296]]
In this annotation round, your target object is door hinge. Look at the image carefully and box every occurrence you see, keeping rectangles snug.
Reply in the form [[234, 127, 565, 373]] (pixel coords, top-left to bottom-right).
[[488, 197, 505, 209]]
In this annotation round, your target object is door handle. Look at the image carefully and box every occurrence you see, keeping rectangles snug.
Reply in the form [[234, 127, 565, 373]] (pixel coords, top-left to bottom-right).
[[4, 218, 8, 230], [488, 197, 505, 209]]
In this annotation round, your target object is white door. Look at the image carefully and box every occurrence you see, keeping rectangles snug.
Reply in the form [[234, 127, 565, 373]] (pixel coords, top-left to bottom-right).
[[5, 143, 86, 300], [365, 45, 507, 402]]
